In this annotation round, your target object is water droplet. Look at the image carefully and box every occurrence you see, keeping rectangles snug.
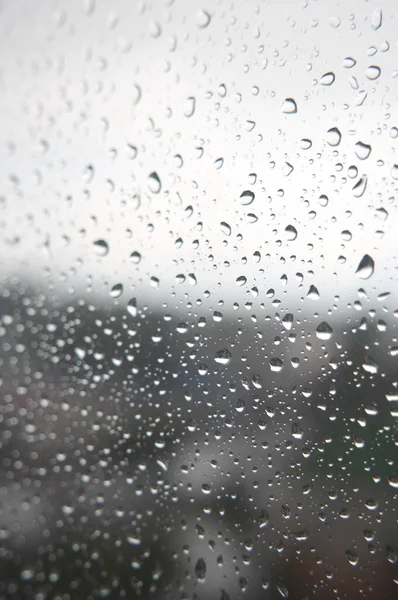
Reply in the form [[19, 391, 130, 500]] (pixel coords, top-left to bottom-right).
[[184, 96, 196, 118], [282, 314, 293, 330], [93, 239, 109, 256], [282, 98, 297, 114], [300, 138, 312, 150], [391, 165, 398, 180], [240, 190, 255, 205], [130, 251, 142, 264], [220, 221, 231, 236], [362, 357, 378, 374], [127, 298, 137, 317], [307, 285, 320, 299], [258, 509, 269, 528], [214, 157, 224, 169], [316, 321, 333, 340], [284, 225, 298, 241], [110, 283, 123, 298], [318, 194, 329, 207], [196, 10, 211, 29], [215, 349, 232, 366], [355, 254, 374, 279], [269, 358, 283, 372], [320, 72, 335, 86], [355, 141, 372, 160], [371, 8, 382, 31], [352, 175, 368, 197], [346, 550, 359, 566], [195, 558, 206, 580], [236, 276, 247, 286], [366, 65, 381, 80], [343, 57, 356, 68], [388, 475, 398, 488], [326, 127, 342, 147], [148, 171, 162, 194]]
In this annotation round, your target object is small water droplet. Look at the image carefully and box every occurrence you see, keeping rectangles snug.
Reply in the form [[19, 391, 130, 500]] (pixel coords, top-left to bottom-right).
[[215, 349, 232, 366], [184, 96, 196, 118], [236, 276, 247, 286], [346, 550, 359, 566], [130, 251, 142, 264], [366, 65, 381, 80], [148, 172, 162, 194], [343, 57, 356, 68], [300, 138, 312, 150], [307, 285, 320, 299], [320, 72, 335, 86], [240, 190, 255, 205], [371, 8, 382, 31], [352, 175, 368, 197], [220, 221, 231, 236], [93, 239, 109, 256], [282, 98, 297, 114], [326, 127, 342, 147], [196, 10, 211, 29], [110, 283, 123, 298], [284, 225, 298, 241], [355, 141, 372, 160], [316, 321, 333, 340], [355, 254, 374, 279], [127, 298, 137, 317]]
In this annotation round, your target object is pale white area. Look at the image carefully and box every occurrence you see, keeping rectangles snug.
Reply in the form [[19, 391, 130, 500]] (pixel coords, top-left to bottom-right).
[[0, 0, 397, 320]]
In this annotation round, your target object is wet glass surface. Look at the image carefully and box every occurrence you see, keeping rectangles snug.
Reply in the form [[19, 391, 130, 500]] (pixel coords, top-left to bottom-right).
[[0, 1, 397, 598]]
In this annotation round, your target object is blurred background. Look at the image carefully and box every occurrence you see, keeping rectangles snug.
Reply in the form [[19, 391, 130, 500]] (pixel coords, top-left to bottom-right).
[[0, 0, 397, 598]]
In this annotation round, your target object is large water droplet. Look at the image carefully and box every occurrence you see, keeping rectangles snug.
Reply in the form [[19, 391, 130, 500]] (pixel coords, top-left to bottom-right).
[[110, 283, 123, 298], [240, 190, 255, 205], [371, 8, 382, 31], [127, 298, 137, 317], [355, 254, 374, 279], [352, 175, 368, 197], [196, 10, 211, 28], [366, 65, 381, 80]]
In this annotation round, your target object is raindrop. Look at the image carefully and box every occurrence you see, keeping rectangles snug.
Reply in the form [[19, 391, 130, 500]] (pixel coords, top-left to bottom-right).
[[355, 254, 374, 279], [362, 357, 378, 374], [282, 98, 297, 114], [282, 313, 293, 330], [214, 157, 224, 169], [388, 475, 398, 489], [240, 190, 255, 205], [195, 558, 207, 580], [300, 138, 312, 150], [284, 225, 298, 241], [148, 171, 162, 194], [352, 175, 368, 197], [236, 276, 247, 286], [269, 358, 283, 372], [307, 285, 320, 299], [215, 349, 232, 366], [326, 127, 342, 147], [130, 251, 142, 264], [196, 10, 211, 28], [371, 9, 382, 31], [355, 142, 372, 160], [220, 221, 231, 236], [346, 550, 359, 566], [320, 72, 335, 86], [316, 321, 333, 340], [318, 194, 329, 207], [93, 239, 109, 256], [127, 298, 137, 317], [184, 96, 196, 118], [343, 57, 356, 68], [366, 65, 381, 80], [110, 283, 123, 298], [391, 165, 398, 180]]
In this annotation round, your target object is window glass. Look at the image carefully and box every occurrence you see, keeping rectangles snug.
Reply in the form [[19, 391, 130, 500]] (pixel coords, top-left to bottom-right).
[[0, 1, 397, 598]]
